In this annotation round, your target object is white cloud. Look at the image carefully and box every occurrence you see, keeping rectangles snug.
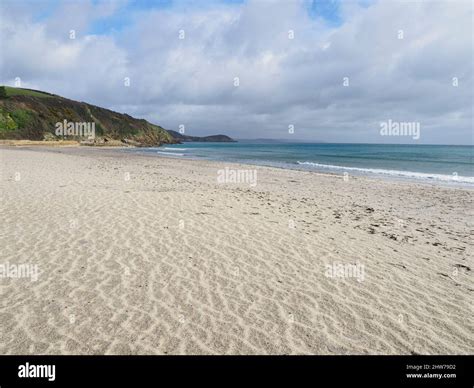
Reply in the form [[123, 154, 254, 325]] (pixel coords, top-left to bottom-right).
[[0, 0, 472, 144]]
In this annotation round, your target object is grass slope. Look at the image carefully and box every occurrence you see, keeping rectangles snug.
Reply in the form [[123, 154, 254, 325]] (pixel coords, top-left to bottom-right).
[[0, 86, 176, 146]]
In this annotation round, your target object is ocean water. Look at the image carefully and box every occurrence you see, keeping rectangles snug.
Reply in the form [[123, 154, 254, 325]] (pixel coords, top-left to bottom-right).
[[130, 142, 474, 186]]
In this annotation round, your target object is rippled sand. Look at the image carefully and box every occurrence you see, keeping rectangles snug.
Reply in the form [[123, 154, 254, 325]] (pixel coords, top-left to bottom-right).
[[0, 146, 472, 354]]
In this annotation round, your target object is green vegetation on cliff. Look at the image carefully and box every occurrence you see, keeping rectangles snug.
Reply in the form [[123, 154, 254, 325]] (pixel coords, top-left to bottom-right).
[[0, 86, 177, 146]]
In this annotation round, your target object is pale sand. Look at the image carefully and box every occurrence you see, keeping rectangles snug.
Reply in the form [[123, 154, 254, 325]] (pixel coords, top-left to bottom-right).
[[0, 146, 472, 355]]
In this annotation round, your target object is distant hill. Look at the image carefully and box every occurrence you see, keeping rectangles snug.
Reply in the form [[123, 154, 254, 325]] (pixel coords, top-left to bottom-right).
[[167, 130, 236, 142], [237, 138, 323, 143], [0, 86, 177, 147]]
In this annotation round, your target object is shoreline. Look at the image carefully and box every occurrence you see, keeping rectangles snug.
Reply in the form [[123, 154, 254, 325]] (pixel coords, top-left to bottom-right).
[[0, 146, 472, 355], [147, 153, 474, 190], [6, 144, 473, 190], [118, 146, 474, 190]]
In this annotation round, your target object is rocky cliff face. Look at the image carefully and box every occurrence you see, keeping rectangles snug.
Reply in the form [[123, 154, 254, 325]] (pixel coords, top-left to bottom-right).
[[0, 86, 177, 147]]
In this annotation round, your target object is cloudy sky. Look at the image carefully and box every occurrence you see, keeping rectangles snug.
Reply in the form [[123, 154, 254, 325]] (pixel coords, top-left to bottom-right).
[[0, 0, 472, 144]]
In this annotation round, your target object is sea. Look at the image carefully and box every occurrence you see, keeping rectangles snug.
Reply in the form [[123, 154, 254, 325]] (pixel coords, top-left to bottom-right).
[[128, 142, 474, 187]]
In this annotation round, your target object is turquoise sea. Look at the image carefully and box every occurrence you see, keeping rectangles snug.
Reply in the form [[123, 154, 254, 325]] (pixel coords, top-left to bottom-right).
[[130, 142, 474, 186]]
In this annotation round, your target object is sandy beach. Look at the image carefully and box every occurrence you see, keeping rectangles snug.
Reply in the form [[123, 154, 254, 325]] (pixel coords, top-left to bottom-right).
[[0, 146, 472, 355]]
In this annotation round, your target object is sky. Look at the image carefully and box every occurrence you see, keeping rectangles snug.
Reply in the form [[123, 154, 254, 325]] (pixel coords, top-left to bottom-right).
[[0, 0, 472, 144]]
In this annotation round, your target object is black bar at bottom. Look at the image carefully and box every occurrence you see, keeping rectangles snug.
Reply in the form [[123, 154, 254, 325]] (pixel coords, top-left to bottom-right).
[[0, 355, 471, 387]]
